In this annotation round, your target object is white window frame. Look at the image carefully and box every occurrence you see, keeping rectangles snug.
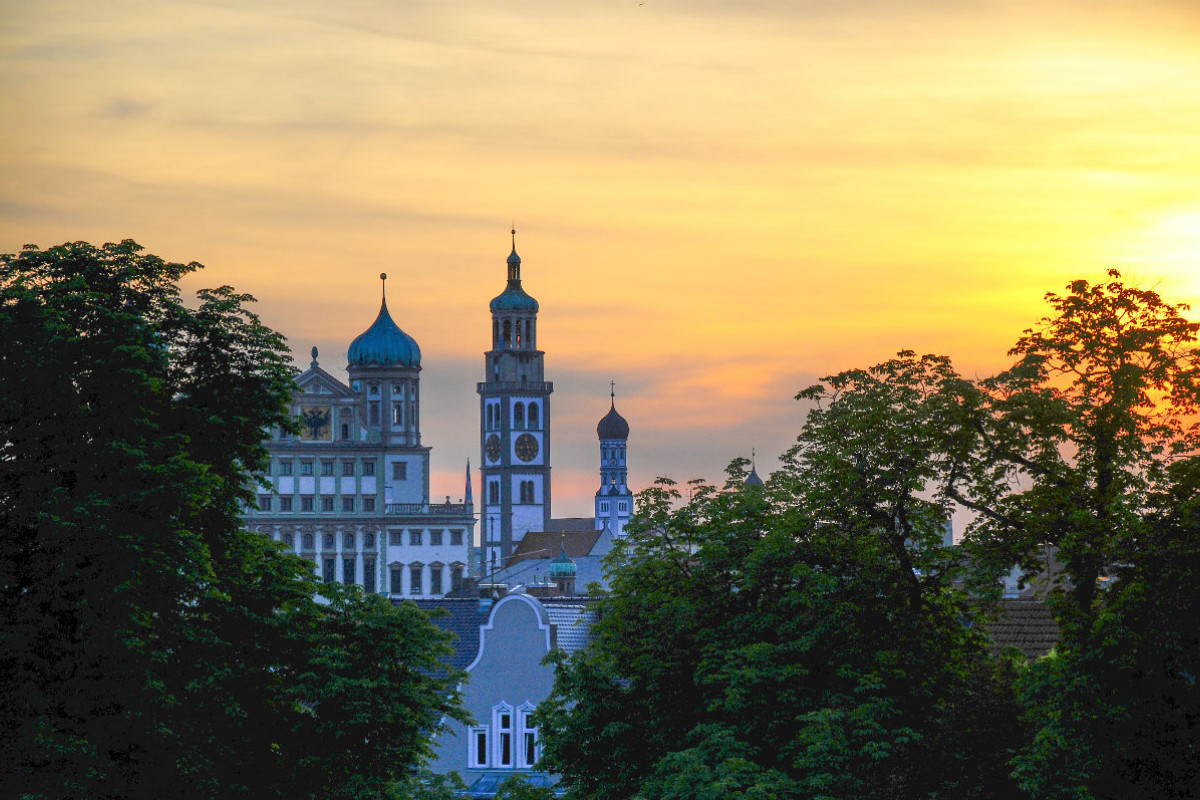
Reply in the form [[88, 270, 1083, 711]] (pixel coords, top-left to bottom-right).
[[493, 703, 514, 768], [468, 726, 489, 768], [517, 702, 539, 769]]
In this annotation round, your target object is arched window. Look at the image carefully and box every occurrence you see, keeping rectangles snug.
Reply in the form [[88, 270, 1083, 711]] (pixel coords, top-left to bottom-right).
[[515, 320, 522, 346], [365, 532, 375, 548], [528, 402, 539, 428], [502, 319, 512, 344], [283, 533, 294, 547], [343, 532, 355, 549], [452, 563, 465, 591], [303, 533, 314, 550], [493, 319, 499, 347], [323, 533, 335, 549], [514, 402, 525, 429]]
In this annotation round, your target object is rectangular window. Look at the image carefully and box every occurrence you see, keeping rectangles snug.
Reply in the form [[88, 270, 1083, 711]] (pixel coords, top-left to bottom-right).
[[521, 711, 538, 768], [410, 566, 422, 595], [452, 566, 464, 592], [321, 497, 334, 512], [280, 496, 293, 512], [499, 712, 513, 767], [258, 495, 272, 511], [322, 558, 335, 583], [450, 529, 463, 546], [470, 728, 489, 768], [301, 496, 314, 512], [409, 530, 422, 546], [389, 530, 402, 546], [430, 529, 443, 546], [430, 568, 442, 595], [279, 460, 293, 476], [392, 462, 407, 480], [390, 566, 403, 593], [321, 460, 334, 476], [363, 461, 375, 477], [343, 557, 356, 585], [363, 497, 375, 512], [342, 461, 355, 477], [363, 560, 375, 593], [342, 497, 354, 512], [300, 460, 314, 476]]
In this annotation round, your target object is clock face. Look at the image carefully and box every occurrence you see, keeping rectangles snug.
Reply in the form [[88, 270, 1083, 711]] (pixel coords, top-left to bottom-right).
[[485, 434, 502, 463], [514, 433, 539, 462]]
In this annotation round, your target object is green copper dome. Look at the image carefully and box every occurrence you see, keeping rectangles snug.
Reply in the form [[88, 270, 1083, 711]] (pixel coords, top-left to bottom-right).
[[348, 298, 421, 368], [549, 542, 577, 579], [490, 242, 540, 313]]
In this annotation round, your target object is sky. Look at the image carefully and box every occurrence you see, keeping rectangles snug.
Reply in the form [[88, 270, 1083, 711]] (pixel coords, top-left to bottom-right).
[[4, 0, 1200, 518]]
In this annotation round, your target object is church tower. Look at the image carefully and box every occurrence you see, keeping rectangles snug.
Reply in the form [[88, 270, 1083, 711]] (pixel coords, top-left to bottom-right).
[[478, 230, 552, 567], [595, 385, 632, 536]]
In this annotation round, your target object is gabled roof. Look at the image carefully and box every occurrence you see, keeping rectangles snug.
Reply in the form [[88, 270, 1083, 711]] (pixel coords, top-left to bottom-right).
[[510, 528, 602, 565], [296, 364, 354, 397], [985, 599, 1059, 660]]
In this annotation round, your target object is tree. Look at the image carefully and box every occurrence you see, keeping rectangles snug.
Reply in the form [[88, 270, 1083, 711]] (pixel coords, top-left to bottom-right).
[[537, 368, 1023, 800], [0, 241, 464, 799], [951, 270, 1200, 620]]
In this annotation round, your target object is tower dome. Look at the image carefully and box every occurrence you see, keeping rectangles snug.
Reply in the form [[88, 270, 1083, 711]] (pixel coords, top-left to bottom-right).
[[348, 273, 421, 368], [597, 399, 629, 440], [549, 542, 577, 580], [490, 231, 540, 313]]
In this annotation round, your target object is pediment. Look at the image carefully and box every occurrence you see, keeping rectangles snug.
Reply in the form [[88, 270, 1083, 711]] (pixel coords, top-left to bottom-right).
[[295, 365, 353, 397]]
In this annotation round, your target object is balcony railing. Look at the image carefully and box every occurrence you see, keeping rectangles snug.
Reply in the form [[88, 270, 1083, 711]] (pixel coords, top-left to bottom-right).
[[385, 502, 472, 516], [476, 381, 553, 393]]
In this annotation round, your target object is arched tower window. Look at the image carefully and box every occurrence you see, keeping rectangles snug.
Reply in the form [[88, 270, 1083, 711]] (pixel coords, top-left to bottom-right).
[[502, 319, 512, 345], [528, 402, 539, 429], [515, 320, 522, 346], [513, 402, 525, 429], [493, 319, 499, 348], [486, 405, 494, 429]]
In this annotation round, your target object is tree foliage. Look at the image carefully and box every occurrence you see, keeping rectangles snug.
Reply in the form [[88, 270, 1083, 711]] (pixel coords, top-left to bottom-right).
[[0, 241, 464, 799], [539, 270, 1200, 799]]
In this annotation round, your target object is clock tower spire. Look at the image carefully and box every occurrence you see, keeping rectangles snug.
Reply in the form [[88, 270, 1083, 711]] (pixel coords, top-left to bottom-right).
[[478, 229, 553, 567]]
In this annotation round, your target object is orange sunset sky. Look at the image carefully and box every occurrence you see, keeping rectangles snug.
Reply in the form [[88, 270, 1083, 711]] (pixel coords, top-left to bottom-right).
[[4, 0, 1200, 517]]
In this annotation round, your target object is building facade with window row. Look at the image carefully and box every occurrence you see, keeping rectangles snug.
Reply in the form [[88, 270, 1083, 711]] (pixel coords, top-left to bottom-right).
[[244, 274, 475, 598]]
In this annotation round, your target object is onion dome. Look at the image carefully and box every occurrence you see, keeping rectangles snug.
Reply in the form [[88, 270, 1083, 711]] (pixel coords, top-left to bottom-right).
[[597, 400, 629, 441], [549, 539, 577, 580], [745, 449, 764, 486], [348, 273, 421, 368], [490, 231, 540, 313]]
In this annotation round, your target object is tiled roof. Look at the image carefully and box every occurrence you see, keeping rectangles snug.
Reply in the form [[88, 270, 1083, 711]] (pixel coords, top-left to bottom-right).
[[542, 598, 598, 654], [985, 599, 1059, 660], [407, 598, 490, 671], [510, 529, 601, 565]]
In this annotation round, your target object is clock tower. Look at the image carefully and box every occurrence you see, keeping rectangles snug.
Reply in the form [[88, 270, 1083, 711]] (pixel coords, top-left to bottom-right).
[[478, 230, 552, 567]]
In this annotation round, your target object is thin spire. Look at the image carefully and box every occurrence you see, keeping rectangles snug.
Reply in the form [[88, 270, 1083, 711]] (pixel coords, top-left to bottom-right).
[[380, 272, 388, 304], [465, 459, 473, 506], [610, 380, 616, 404]]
